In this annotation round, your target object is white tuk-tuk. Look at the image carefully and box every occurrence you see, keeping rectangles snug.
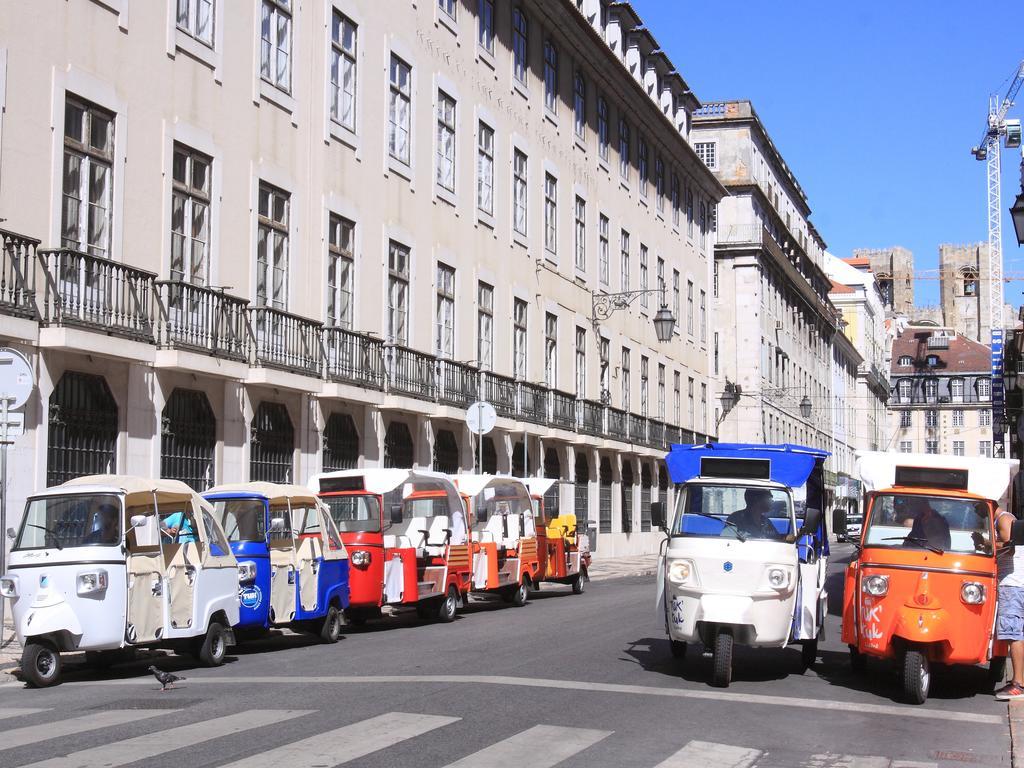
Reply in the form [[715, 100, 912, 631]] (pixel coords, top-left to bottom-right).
[[1, 475, 240, 687], [653, 444, 829, 687]]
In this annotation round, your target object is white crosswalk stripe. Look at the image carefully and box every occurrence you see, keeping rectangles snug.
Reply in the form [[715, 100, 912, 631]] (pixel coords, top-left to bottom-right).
[[655, 740, 762, 768], [18, 709, 313, 768], [218, 711, 460, 768], [801, 755, 938, 768], [2, 709, 165, 750], [0, 708, 49, 722], [441, 724, 611, 768]]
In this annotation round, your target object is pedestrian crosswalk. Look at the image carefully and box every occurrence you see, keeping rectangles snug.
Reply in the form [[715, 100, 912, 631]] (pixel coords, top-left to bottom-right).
[[0, 707, 945, 768]]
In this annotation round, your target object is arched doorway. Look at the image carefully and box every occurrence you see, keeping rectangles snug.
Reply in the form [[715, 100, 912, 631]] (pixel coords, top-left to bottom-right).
[[432, 428, 460, 473], [640, 464, 653, 532], [512, 439, 534, 477], [621, 460, 634, 534], [599, 456, 612, 535], [574, 452, 590, 532], [543, 446, 560, 515], [161, 388, 215, 491], [323, 412, 359, 471], [482, 435, 497, 474], [47, 371, 118, 487], [250, 402, 294, 482], [384, 421, 414, 468]]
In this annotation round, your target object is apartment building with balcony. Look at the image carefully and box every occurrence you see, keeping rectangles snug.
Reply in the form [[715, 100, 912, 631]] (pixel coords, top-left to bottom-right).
[[0, 0, 723, 556], [889, 327, 995, 457], [692, 101, 837, 457]]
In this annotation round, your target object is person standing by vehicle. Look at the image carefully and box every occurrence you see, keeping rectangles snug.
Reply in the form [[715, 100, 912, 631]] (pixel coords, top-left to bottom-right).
[[995, 507, 1024, 700]]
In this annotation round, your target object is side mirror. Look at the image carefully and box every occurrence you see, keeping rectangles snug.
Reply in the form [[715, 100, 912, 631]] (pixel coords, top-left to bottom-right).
[[129, 515, 148, 530], [390, 504, 403, 525], [799, 507, 823, 537], [651, 501, 666, 531], [6, 526, 15, 540]]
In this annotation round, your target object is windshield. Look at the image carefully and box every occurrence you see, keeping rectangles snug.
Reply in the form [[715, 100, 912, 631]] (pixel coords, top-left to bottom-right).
[[323, 494, 381, 533], [864, 493, 992, 555], [14, 493, 122, 550], [673, 484, 793, 541], [212, 499, 266, 544]]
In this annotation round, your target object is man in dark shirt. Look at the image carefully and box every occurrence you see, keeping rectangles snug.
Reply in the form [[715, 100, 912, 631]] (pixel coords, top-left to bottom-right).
[[904, 498, 951, 551], [727, 488, 786, 540]]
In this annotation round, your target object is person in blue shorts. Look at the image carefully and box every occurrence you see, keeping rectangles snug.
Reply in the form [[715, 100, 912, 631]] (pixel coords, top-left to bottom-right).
[[996, 507, 1024, 700]]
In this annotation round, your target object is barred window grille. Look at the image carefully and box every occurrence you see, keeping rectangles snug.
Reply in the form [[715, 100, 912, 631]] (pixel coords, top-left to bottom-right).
[[433, 428, 460, 473], [250, 402, 294, 482], [323, 412, 359, 471], [160, 388, 215, 491], [599, 457, 612, 534], [574, 453, 590, 528], [621, 462, 634, 533], [47, 371, 118, 487], [384, 420, 414, 468], [543, 447, 560, 515], [640, 465, 652, 532]]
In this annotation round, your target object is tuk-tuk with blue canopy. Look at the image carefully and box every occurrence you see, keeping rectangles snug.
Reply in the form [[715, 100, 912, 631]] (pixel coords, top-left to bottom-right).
[[204, 483, 350, 643], [652, 443, 829, 687]]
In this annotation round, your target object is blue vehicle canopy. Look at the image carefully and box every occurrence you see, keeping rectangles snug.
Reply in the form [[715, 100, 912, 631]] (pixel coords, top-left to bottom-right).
[[665, 443, 829, 490]]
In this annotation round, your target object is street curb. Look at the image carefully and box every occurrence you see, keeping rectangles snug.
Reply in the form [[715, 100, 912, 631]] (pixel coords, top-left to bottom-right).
[[1011, 700, 1023, 768], [588, 567, 657, 582]]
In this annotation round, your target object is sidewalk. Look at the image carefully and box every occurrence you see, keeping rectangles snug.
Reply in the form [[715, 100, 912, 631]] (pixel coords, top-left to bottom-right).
[[585, 553, 660, 582], [0, 612, 21, 673], [1013, 700, 1023, 768]]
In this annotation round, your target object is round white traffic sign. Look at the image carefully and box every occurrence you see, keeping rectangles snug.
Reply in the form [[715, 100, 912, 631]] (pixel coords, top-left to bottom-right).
[[466, 401, 497, 435], [0, 348, 33, 409]]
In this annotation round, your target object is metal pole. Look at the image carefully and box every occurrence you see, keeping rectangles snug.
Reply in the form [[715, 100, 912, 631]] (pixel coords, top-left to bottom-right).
[[0, 396, 8, 645], [477, 402, 483, 474]]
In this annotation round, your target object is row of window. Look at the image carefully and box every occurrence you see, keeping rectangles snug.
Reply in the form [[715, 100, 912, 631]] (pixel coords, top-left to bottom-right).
[[893, 377, 991, 403], [898, 408, 993, 428], [900, 440, 992, 457]]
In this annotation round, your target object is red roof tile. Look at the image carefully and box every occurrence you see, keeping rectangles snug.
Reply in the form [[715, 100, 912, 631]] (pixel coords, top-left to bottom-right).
[[890, 329, 991, 374], [829, 281, 855, 294]]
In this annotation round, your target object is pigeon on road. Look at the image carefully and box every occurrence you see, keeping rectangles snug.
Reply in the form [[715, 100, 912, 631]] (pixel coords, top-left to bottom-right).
[[148, 665, 185, 691]]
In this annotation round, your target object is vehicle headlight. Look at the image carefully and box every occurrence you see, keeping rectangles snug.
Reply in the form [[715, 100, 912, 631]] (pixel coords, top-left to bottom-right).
[[768, 567, 788, 589], [351, 549, 371, 568], [237, 561, 257, 584], [0, 575, 17, 597], [961, 581, 986, 605], [76, 569, 108, 595], [862, 574, 889, 596], [668, 560, 692, 584]]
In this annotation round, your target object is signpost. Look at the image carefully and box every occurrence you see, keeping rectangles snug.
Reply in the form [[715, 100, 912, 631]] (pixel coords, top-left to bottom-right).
[[466, 401, 496, 473]]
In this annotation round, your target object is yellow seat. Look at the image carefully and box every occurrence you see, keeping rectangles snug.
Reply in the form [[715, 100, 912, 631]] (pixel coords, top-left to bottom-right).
[[545, 513, 577, 544]]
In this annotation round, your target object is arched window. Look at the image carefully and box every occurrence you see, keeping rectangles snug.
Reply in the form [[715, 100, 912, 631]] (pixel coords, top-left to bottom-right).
[[543, 446, 560, 515], [599, 456, 612, 534], [161, 388, 215, 491], [926, 355, 939, 367], [384, 421, 414, 468], [250, 402, 294, 482], [512, 440, 534, 476], [482, 436, 497, 474], [977, 377, 992, 401], [640, 464, 653, 532], [950, 378, 964, 403], [923, 378, 939, 403], [432, 428, 460, 473], [621, 461, 634, 534], [961, 267, 978, 297], [897, 355, 913, 367], [47, 371, 118, 487], [323, 412, 359, 471], [574, 452, 590, 529]]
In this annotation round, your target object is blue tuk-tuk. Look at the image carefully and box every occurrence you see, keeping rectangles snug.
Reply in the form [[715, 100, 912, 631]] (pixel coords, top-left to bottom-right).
[[204, 483, 350, 643]]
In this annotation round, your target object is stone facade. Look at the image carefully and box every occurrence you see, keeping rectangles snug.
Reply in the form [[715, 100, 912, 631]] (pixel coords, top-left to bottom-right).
[[852, 247, 914, 318]]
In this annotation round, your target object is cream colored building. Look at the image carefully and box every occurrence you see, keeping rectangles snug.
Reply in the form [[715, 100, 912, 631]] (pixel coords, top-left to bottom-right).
[[0, 0, 722, 556]]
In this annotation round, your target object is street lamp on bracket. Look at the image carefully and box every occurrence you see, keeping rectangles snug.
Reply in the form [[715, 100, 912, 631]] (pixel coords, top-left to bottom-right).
[[591, 287, 676, 342]]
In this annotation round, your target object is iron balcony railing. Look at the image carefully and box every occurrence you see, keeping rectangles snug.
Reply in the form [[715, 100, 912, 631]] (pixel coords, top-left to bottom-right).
[[437, 358, 479, 408], [482, 372, 517, 418], [607, 407, 628, 440], [665, 425, 682, 445], [549, 390, 577, 430], [249, 306, 323, 377], [648, 419, 666, 449], [578, 399, 605, 436], [324, 326, 385, 390], [156, 280, 249, 362], [629, 414, 648, 444], [39, 248, 156, 341], [518, 381, 548, 425], [387, 344, 437, 401], [0, 229, 39, 319]]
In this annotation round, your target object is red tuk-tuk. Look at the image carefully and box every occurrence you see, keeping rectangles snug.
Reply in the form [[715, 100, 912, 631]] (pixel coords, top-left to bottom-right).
[[524, 478, 590, 595]]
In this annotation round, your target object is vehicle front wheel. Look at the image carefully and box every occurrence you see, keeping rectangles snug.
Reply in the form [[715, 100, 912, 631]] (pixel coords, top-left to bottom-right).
[[510, 579, 530, 607], [711, 632, 733, 688], [436, 587, 458, 623], [800, 639, 818, 671], [571, 571, 586, 595], [670, 640, 687, 660], [197, 622, 228, 667], [901, 649, 930, 704], [21, 641, 62, 688], [319, 606, 342, 644]]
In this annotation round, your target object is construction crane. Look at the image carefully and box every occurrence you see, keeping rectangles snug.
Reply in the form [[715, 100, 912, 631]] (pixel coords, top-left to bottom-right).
[[971, 59, 1024, 457]]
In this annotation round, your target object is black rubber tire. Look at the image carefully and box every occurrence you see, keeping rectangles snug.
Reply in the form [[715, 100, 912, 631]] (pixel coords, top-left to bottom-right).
[[436, 587, 458, 623], [571, 571, 585, 595], [21, 641, 61, 688], [670, 640, 687, 659], [197, 622, 228, 667], [801, 639, 818, 671], [988, 656, 1008, 688], [510, 580, 530, 607], [711, 632, 733, 688], [849, 645, 867, 673], [901, 649, 930, 705], [319, 606, 342, 644]]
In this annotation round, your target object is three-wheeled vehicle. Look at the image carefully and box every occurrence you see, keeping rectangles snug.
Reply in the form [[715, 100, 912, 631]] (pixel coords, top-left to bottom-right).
[[842, 451, 1014, 703], [453, 475, 540, 606], [309, 469, 472, 624], [653, 443, 829, 687], [524, 478, 590, 595], [204, 483, 350, 643], [0, 475, 240, 687]]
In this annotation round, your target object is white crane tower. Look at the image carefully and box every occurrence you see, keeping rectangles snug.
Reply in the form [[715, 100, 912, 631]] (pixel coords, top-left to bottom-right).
[[971, 60, 1024, 458]]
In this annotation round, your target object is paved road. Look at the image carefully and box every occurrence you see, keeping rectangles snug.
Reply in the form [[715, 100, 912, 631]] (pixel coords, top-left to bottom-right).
[[0, 544, 1011, 767]]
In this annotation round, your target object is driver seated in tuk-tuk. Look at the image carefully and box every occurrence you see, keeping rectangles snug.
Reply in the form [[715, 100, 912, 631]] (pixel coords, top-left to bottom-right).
[[83, 502, 120, 545], [901, 497, 952, 551], [726, 489, 793, 541], [161, 508, 197, 544]]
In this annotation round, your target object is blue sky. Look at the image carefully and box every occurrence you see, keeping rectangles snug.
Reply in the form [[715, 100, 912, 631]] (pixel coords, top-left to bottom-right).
[[633, 0, 1024, 305]]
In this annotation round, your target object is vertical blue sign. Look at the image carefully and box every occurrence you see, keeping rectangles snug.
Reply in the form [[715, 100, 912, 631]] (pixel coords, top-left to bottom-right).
[[992, 328, 1005, 457]]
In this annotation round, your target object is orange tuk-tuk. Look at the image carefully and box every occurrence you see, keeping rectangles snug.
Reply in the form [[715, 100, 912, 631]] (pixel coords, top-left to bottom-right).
[[524, 478, 590, 594], [842, 452, 1014, 703]]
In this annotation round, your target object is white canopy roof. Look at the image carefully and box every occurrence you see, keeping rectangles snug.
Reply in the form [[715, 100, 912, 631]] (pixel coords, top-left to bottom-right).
[[58, 474, 197, 497], [523, 478, 557, 498], [309, 468, 456, 497], [856, 451, 1018, 507], [451, 474, 532, 498], [207, 482, 323, 508]]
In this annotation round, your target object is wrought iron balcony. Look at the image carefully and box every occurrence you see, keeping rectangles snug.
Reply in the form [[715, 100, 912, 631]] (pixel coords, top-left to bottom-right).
[[437, 358, 479, 408], [482, 371, 517, 418], [249, 305, 323, 377], [324, 326, 385, 390], [386, 344, 437, 401], [156, 280, 249, 361], [549, 390, 577, 430], [648, 419, 666, 449], [665, 425, 682, 445], [0, 229, 39, 319], [629, 414, 649, 443], [518, 381, 548, 425], [607, 407, 628, 440], [578, 399, 605, 436]]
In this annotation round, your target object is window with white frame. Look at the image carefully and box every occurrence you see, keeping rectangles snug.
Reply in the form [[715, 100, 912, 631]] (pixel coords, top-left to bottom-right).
[[439, 0, 456, 20], [260, 0, 292, 93], [952, 440, 964, 457], [700, 290, 706, 342], [512, 8, 527, 84], [640, 355, 648, 417], [478, 0, 494, 53], [598, 214, 609, 285], [256, 182, 289, 310], [672, 270, 680, 327], [177, 0, 214, 47], [714, 333, 719, 376], [657, 364, 666, 421], [639, 245, 648, 308], [980, 440, 992, 457], [477, 281, 493, 371], [326, 214, 354, 329], [980, 409, 991, 427], [686, 187, 694, 237], [899, 441, 912, 453], [686, 280, 694, 335], [657, 257, 665, 300], [638, 137, 648, 197], [618, 118, 630, 180], [436, 91, 456, 192], [600, 337, 610, 398], [699, 200, 708, 251], [713, 260, 719, 298], [573, 72, 585, 137], [673, 371, 681, 425], [671, 173, 680, 227], [170, 143, 211, 286], [687, 377, 694, 428], [330, 11, 357, 131], [655, 156, 664, 212], [952, 409, 964, 427], [543, 40, 558, 113], [900, 410, 912, 428], [513, 298, 527, 379], [513, 149, 528, 235], [574, 196, 586, 271], [388, 54, 411, 165], [897, 355, 913, 366], [620, 229, 630, 291], [597, 97, 609, 160], [978, 377, 991, 401], [544, 313, 558, 388], [435, 263, 455, 358], [695, 141, 717, 169], [897, 378, 911, 402], [575, 326, 586, 397], [544, 173, 557, 254], [924, 378, 938, 403], [387, 240, 410, 345], [925, 409, 938, 428], [62, 95, 115, 258], [701, 383, 707, 432], [477, 121, 494, 214], [621, 348, 630, 412]]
